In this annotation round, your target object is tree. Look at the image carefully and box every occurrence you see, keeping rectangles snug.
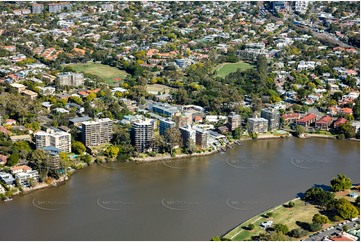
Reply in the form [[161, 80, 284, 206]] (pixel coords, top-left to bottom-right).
[[312, 214, 330, 225], [248, 224, 255, 230], [233, 127, 241, 139], [59, 152, 71, 168], [342, 225, 349, 232], [288, 201, 295, 208], [105, 146, 120, 158], [80, 154, 92, 165], [339, 123, 355, 139], [256, 55, 267, 81], [268, 231, 289, 241], [30, 149, 48, 170], [335, 198, 359, 220], [86, 92, 97, 102], [71, 141, 86, 155], [295, 125, 305, 136], [164, 127, 182, 155], [308, 222, 322, 232], [330, 174, 352, 192], [304, 187, 335, 209], [273, 224, 289, 235], [288, 228, 308, 238], [7, 153, 19, 166]]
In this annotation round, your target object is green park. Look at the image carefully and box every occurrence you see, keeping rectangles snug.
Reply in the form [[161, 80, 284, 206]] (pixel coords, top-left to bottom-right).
[[66, 62, 128, 85], [214, 61, 253, 78]]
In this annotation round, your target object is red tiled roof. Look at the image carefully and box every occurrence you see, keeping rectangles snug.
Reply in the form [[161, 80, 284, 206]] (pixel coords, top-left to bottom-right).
[[297, 113, 317, 123], [0, 126, 10, 135], [341, 108, 353, 114], [0, 154, 7, 163], [334, 117, 347, 126], [194, 116, 202, 121], [316, 115, 332, 124], [330, 236, 353, 241], [10, 165, 31, 172]]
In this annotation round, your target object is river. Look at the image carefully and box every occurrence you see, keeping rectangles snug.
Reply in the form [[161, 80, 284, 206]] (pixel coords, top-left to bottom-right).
[[0, 138, 359, 240]]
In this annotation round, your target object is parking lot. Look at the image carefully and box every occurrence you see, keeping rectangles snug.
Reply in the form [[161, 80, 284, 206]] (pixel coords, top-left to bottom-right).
[[307, 219, 360, 241]]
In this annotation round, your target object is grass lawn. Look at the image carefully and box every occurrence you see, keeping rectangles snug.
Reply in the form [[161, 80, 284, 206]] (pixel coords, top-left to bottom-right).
[[147, 84, 175, 95], [225, 199, 319, 241], [214, 61, 253, 78], [224, 190, 360, 241], [66, 63, 128, 85]]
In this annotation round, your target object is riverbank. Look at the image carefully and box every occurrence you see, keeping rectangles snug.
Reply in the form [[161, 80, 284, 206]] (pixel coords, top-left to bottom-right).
[[221, 189, 360, 241], [130, 134, 293, 163], [222, 197, 303, 241]]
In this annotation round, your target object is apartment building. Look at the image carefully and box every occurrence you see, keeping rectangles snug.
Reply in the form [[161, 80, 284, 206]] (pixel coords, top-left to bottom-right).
[[159, 119, 175, 136], [195, 128, 208, 149], [131, 119, 154, 153], [81, 118, 113, 147], [35, 128, 71, 152], [227, 112, 241, 131], [179, 125, 196, 148], [261, 108, 280, 131], [247, 117, 269, 133], [49, 2, 71, 13], [32, 4, 44, 14], [57, 72, 84, 87]]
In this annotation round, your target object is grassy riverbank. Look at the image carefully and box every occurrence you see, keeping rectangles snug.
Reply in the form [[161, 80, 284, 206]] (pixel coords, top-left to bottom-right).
[[222, 190, 360, 241]]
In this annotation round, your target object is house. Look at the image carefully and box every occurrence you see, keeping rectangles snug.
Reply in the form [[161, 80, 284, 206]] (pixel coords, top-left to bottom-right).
[[10, 135, 32, 142], [0, 154, 7, 165], [282, 113, 301, 125], [341, 108, 353, 115], [194, 116, 203, 123], [42, 102, 53, 111], [10, 165, 32, 175], [0, 126, 11, 136], [218, 125, 229, 134], [315, 115, 332, 130], [333, 117, 347, 129], [5, 119, 16, 125], [0, 172, 15, 185], [296, 113, 317, 127], [15, 170, 39, 185], [21, 90, 38, 100]]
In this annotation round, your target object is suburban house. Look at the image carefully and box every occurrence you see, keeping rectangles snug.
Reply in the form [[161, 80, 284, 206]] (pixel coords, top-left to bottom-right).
[[333, 117, 348, 129], [0, 172, 15, 185], [315, 115, 332, 130], [0, 154, 7, 165], [10, 165, 32, 175], [296, 113, 317, 127], [282, 113, 301, 125]]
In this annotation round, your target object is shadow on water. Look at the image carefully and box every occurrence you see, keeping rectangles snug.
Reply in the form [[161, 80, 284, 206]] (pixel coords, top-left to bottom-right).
[[314, 184, 331, 191], [296, 192, 305, 199]]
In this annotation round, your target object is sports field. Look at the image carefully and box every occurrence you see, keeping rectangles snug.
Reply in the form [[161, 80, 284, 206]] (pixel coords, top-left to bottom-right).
[[66, 63, 128, 84], [215, 61, 253, 78]]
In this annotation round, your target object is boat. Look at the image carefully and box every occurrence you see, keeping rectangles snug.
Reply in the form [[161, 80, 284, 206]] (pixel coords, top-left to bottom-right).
[[4, 197, 13, 202]]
